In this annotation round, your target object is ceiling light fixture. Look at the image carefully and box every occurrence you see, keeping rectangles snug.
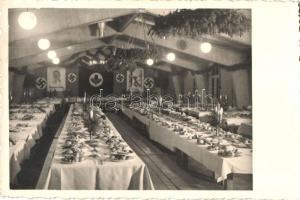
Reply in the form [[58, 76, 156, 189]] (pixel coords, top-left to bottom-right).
[[38, 38, 50, 50], [52, 57, 60, 65], [200, 42, 212, 53], [166, 52, 176, 61], [146, 58, 154, 66], [47, 50, 56, 59], [18, 11, 37, 30]]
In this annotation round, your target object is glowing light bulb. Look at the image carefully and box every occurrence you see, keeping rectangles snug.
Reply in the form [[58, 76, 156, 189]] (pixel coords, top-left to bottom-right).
[[38, 39, 50, 50], [200, 42, 212, 53], [166, 52, 176, 61], [52, 57, 60, 65], [18, 12, 37, 30], [146, 58, 154, 66], [47, 50, 56, 59]]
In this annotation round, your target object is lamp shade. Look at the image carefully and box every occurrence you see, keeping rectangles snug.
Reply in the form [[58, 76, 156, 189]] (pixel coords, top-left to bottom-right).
[[38, 39, 50, 50], [146, 58, 154, 66], [200, 42, 212, 53], [18, 12, 37, 30], [47, 50, 56, 59], [166, 52, 176, 61], [52, 57, 60, 65]]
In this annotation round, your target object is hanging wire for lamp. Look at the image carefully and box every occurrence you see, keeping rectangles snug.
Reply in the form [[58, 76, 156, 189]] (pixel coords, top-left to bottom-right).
[[141, 15, 159, 65]]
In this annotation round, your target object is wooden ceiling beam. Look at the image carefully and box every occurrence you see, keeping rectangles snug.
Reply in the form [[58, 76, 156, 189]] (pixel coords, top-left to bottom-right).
[[9, 25, 118, 60], [9, 9, 139, 42], [122, 22, 249, 66], [10, 39, 109, 68], [112, 38, 205, 71], [106, 13, 140, 32]]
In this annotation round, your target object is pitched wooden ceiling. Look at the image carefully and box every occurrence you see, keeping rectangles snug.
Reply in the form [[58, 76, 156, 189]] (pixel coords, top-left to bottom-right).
[[9, 8, 251, 71]]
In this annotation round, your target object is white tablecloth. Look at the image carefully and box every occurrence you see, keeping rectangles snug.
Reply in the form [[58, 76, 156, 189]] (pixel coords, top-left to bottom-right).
[[44, 105, 154, 190], [238, 123, 252, 137], [122, 107, 134, 120], [36, 97, 63, 105], [173, 134, 252, 182], [225, 118, 252, 126], [133, 112, 151, 127], [9, 140, 33, 184], [122, 108, 252, 182], [9, 103, 56, 184], [46, 154, 153, 190], [148, 121, 176, 151], [183, 108, 213, 117]]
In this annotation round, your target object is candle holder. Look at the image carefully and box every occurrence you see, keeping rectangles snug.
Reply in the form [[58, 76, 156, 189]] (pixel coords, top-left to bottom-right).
[[99, 89, 103, 109], [178, 94, 182, 107], [89, 109, 95, 141], [201, 89, 206, 111], [121, 94, 125, 111], [146, 89, 150, 110], [158, 95, 163, 115], [83, 92, 87, 111], [194, 90, 198, 109], [214, 102, 223, 136]]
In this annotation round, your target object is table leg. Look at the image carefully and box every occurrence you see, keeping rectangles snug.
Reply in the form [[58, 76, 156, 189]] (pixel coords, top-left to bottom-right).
[[224, 173, 234, 190]]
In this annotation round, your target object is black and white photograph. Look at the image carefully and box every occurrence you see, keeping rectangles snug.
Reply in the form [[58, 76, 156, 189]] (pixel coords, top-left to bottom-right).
[[7, 8, 253, 191], [1, 1, 299, 198]]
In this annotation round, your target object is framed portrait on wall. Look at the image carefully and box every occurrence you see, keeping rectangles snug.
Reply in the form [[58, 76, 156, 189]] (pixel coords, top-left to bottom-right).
[[127, 68, 144, 93], [47, 67, 66, 91]]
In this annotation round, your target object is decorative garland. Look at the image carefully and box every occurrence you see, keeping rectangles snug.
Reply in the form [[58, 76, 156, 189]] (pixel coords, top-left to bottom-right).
[[148, 9, 251, 39], [105, 47, 160, 72]]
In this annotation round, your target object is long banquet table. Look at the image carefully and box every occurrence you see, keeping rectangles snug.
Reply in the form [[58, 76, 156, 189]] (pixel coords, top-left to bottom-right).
[[179, 107, 253, 137], [43, 104, 154, 190], [9, 102, 57, 184], [122, 107, 252, 183]]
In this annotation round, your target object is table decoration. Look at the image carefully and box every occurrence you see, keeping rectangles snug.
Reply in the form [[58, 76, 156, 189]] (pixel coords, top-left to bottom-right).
[[201, 89, 205, 110], [214, 102, 223, 136], [83, 91, 87, 111]]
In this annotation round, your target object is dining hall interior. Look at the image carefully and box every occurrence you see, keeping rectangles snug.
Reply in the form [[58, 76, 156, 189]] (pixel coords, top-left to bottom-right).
[[8, 8, 252, 190]]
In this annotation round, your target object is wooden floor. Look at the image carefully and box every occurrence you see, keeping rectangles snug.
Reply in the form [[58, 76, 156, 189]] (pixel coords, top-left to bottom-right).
[[106, 112, 222, 190]]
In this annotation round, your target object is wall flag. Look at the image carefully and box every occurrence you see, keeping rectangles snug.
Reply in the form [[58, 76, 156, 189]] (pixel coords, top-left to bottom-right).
[[67, 72, 77, 83], [116, 73, 125, 83], [89, 72, 103, 87], [35, 77, 47, 90], [144, 77, 155, 89]]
